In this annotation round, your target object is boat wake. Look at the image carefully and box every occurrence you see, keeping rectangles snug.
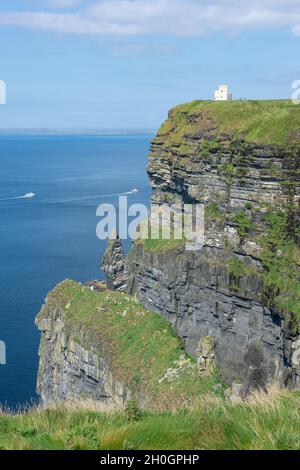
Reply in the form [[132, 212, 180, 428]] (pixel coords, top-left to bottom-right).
[[43, 188, 139, 204], [0, 192, 35, 202], [0, 189, 138, 204]]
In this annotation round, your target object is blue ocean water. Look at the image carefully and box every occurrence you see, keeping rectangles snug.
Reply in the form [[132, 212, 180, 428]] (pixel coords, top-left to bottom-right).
[[0, 134, 152, 409]]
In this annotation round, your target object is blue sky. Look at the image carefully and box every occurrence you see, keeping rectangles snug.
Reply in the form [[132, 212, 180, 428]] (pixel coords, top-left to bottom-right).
[[1, 0, 300, 129]]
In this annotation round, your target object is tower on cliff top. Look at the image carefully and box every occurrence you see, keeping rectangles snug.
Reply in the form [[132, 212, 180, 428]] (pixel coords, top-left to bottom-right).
[[214, 84, 232, 101]]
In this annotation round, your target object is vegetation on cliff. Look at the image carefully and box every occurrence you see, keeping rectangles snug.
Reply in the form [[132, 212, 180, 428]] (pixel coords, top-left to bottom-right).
[[1, 388, 299, 450], [147, 99, 300, 320], [158, 99, 300, 146], [260, 210, 300, 317], [139, 232, 185, 253], [37, 281, 220, 405]]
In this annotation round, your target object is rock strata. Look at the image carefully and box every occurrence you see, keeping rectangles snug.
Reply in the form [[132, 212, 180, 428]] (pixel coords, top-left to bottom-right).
[[101, 235, 128, 291], [122, 101, 300, 393]]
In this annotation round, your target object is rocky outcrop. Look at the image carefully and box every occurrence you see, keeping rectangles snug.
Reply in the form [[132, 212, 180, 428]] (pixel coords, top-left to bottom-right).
[[101, 235, 128, 291], [197, 336, 216, 376], [36, 283, 131, 406], [36, 280, 205, 406]]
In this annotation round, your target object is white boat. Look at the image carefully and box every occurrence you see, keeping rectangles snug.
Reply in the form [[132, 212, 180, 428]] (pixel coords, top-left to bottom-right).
[[23, 192, 35, 199], [131, 188, 138, 193]]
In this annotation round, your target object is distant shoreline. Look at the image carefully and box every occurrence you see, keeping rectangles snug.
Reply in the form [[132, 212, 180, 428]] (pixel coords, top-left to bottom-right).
[[0, 129, 156, 136]]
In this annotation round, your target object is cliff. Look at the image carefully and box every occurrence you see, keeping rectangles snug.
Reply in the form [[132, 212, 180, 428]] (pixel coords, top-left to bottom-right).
[[124, 100, 300, 395], [36, 99, 300, 405], [36, 280, 216, 407]]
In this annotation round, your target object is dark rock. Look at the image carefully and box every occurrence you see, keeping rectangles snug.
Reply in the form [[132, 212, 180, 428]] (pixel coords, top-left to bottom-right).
[[126, 242, 300, 391], [101, 234, 128, 291]]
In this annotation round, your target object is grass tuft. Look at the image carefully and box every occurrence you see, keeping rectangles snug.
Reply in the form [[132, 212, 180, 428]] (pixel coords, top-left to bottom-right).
[[0, 389, 299, 450]]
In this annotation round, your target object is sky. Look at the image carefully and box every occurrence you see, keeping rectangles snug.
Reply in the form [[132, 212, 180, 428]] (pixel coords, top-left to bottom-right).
[[1, 0, 300, 129]]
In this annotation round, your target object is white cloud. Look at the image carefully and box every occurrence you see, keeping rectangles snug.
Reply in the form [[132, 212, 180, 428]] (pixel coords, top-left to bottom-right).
[[46, 0, 83, 7], [2, 0, 300, 37]]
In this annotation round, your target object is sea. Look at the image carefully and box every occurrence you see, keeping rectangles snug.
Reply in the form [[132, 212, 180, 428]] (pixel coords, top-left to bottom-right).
[[0, 133, 153, 409]]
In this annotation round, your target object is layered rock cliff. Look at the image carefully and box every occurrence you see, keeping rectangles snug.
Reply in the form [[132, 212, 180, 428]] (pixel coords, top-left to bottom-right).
[[101, 236, 128, 291], [36, 280, 212, 406], [123, 100, 300, 395]]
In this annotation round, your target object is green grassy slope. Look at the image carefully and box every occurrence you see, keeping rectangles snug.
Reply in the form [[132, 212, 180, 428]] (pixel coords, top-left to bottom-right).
[[1, 389, 299, 450], [158, 99, 300, 146]]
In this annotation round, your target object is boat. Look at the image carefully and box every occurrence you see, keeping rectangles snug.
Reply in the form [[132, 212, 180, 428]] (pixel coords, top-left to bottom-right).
[[131, 188, 138, 193], [23, 192, 35, 199]]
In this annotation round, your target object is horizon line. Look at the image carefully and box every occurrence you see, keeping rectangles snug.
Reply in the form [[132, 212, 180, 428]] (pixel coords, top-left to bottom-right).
[[0, 128, 157, 135]]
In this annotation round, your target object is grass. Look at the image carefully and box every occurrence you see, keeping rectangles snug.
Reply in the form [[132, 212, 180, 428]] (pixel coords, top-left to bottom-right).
[[205, 202, 223, 222], [141, 236, 185, 253], [37, 281, 219, 406], [134, 217, 186, 253], [233, 212, 253, 239], [157, 99, 300, 146], [1, 388, 300, 450]]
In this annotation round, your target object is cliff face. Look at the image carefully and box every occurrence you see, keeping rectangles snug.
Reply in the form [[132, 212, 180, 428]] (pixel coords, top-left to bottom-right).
[[126, 244, 296, 394], [36, 280, 210, 406], [125, 100, 300, 394], [36, 282, 131, 405]]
